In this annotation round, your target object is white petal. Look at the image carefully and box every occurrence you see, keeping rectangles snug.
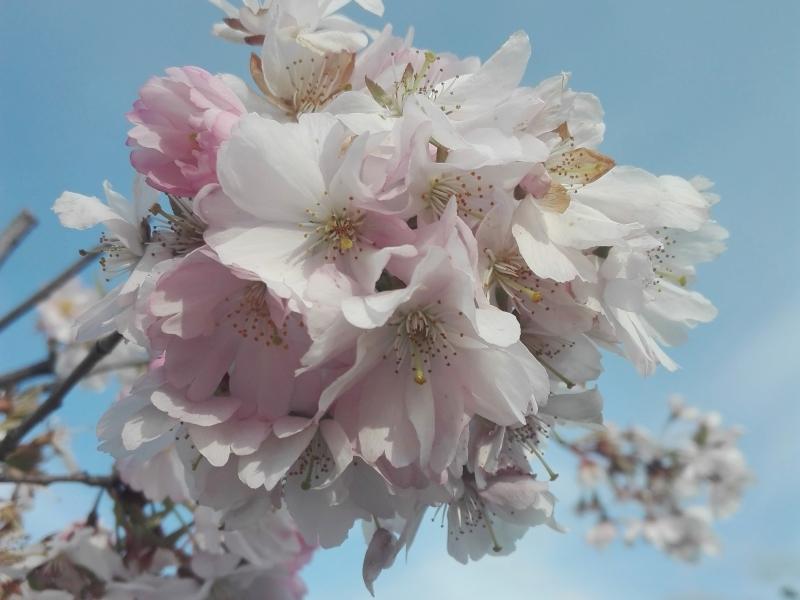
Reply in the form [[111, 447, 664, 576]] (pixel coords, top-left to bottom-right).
[[188, 423, 232, 467], [122, 404, 174, 451], [445, 31, 531, 111], [513, 199, 594, 282], [150, 389, 241, 426], [238, 428, 316, 490], [53, 191, 117, 229], [218, 114, 325, 222], [579, 167, 709, 231], [474, 307, 521, 347], [319, 419, 354, 476]]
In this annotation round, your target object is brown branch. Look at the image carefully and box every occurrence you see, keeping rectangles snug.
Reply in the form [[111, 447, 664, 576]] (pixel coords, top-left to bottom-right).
[[0, 247, 101, 333], [0, 354, 146, 392], [0, 471, 115, 488], [0, 355, 55, 390], [0, 211, 37, 271], [0, 331, 123, 461]]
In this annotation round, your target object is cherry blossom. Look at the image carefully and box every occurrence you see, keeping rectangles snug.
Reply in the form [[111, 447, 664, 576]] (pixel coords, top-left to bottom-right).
[[34, 0, 741, 592], [127, 66, 246, 197]]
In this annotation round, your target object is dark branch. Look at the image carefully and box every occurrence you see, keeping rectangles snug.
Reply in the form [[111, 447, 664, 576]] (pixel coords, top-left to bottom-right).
[[0, 211, 37, 271], [0, 355, 54, 390], [0, 471, 116, 488], [0, 247, 101, 333], [0, 331, 123, 461]]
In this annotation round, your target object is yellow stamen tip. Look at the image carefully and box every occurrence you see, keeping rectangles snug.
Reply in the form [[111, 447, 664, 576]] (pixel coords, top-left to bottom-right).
[[678, 275, 687, 287], [529, 290, 543, 303], [414, 369, 427, 385], [339, 237, 354, 251]]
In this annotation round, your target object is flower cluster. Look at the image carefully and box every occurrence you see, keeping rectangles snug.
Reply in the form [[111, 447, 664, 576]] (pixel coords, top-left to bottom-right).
[[49, 0, 728, 592], [571, 396, 752, 561], [0, 503, 310, 599]]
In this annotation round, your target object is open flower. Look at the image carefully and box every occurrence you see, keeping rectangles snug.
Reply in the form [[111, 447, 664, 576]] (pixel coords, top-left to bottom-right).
[[309, 247, 549, 475], [198, 112, 414, 300], [445, 471, 559, 563]]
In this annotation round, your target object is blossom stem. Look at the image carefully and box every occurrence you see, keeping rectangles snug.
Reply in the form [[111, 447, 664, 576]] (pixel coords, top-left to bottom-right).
[[0, 247, 101, 334], [0, 331, 123, 461], [0, 210, 37, 271]]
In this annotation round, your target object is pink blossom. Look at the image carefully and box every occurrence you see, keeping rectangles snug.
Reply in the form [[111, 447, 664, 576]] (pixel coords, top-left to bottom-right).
[[127, 66, 245, 197], [148, 248, 311, 415]]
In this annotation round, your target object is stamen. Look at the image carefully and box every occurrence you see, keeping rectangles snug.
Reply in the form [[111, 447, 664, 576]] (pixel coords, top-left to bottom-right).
[[301, 456, 316, 490], [501, 277, 543, 303], [301, 206, 365, 260], [532, 352, 576, 389], [389, 309, 454, 384], [486, 251, 546, 307], [221, 283, 289, 348], [484, 513, 504, 553], [147, 200, 205, 257], [423, 171, 493, 220], [530, 444, 559, 481]]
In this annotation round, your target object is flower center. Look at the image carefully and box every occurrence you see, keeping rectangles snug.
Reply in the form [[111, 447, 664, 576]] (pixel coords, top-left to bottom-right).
[[149, 199, 206, 257], [98, 233, 144, 281], [422, 171, 496, 220], [251, 51, 355, 119], [388, 309, 455, 385], [366, 51, 465, 117], [647, 228, 688, 289], [324, 214, 358, 252], [302, 206, 365, 260], [222, 282, 288, 347], [484, 250, 543, 304], [444, 484, 504, 554], [288, 432, 336, 491], [507, 416, 559, 481]]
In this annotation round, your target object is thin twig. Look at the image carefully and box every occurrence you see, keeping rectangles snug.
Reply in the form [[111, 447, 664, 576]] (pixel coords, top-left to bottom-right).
[[0, 471, 115, 488], [0, 354, 146, 393], [0, 356, 54, 390], [0, 331, 122, 461], [0, 247, 101, 333], [80, 358, 148, 379], [0, 211, 38, 271]]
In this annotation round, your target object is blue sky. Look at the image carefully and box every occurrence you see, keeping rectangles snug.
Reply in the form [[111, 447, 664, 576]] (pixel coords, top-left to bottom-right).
[[1, 1, 798, 598]]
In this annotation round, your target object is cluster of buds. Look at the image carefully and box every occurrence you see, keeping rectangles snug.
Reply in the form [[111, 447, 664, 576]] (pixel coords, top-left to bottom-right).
[[571, 396, 752, 561]]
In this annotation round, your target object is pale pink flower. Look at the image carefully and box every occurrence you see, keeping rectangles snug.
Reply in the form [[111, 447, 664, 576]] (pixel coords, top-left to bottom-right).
[[310, 246, 549, 475], [127, 66, 245, 197], [330, 31, 534, 134], [197, 113, 415, 300], [211, 0, 384, 49], [148, 248, 311, 415], [52, 177, 202, 345], [445, 472, 558, 563], [236, 417, 399, 549], [477, 202, 597, 339]]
